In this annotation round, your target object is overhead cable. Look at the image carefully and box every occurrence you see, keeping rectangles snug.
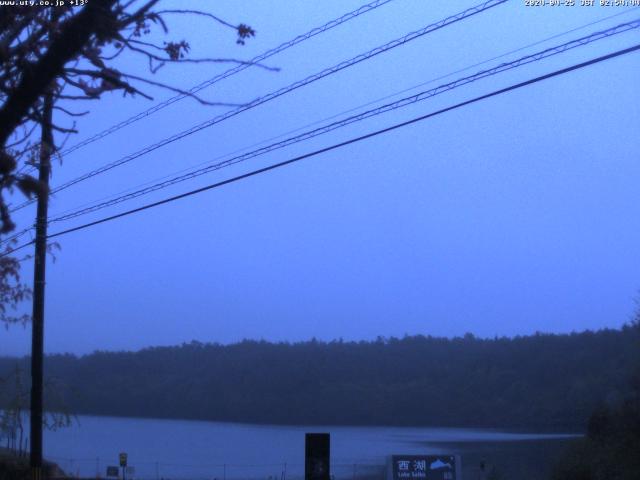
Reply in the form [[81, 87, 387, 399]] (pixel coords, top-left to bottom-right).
[[54, 0, 396, 159], [3, 41, 636, 259], [54, 6, 637, 220], [10, 0, 508, 213], [47, 19, 640, 223]]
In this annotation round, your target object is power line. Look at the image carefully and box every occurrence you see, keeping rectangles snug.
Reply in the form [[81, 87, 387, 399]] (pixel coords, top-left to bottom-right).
[[49, 7, 637, 221], [45, 19, 640, 223], [3, 41, 636, 258], [10, 0, 508, 213], [54, 0, 395, 160], [16, 0, 395, 176], [0, 227, 32, 248]]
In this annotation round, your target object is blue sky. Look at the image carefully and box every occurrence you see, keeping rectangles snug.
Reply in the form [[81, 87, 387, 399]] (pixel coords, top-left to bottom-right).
[[2, 0, 639, 355]]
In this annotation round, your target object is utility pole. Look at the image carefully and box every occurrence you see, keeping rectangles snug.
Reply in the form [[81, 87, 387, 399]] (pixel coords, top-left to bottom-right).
[[30, 92, 53, 480]]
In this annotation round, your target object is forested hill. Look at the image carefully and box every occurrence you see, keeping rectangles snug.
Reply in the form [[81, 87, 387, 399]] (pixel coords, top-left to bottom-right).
[[1, 327, 639, 430]]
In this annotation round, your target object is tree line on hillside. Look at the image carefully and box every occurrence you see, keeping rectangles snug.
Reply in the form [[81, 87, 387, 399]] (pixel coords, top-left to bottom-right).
[[1, 326, 639, 431]]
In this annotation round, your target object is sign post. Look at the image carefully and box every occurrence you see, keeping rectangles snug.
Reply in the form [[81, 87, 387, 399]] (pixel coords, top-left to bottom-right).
[[119, 453, 128, 480], [305, 433, 330, 480]]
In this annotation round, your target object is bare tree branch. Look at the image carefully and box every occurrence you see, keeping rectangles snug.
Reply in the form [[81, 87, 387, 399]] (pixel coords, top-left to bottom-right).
[[154, 9, 238, 30], [0, 1, 261, 252], [122, 40, 278, 70], [0, 0, 119, 147], [53, 106, 90, 117], [118, 71, 248, 106]]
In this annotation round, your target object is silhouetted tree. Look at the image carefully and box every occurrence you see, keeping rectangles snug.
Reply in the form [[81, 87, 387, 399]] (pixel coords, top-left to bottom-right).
[[0, 1, 259, 325]]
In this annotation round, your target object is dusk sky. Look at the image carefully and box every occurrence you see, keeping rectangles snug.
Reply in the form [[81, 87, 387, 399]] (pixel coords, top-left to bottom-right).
[[1, 0, 639, 356]]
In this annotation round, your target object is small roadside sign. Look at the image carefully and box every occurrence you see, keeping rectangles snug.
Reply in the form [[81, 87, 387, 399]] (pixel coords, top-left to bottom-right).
[[126, 466, 136, 475], [119, 453, 128, 467], [388, 455, 461, 480], [106, 466, 119, 477]]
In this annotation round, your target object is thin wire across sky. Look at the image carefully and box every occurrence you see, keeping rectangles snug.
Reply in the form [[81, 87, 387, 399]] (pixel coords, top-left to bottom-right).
[[3, 42, 638, 258], [45, 19, 640, 225], [15, 0, 396, 178], [2, 2, 638, 259], [55, 0, 396, 159], [10, 0, 509, 213], [48, 6, 637, 222]]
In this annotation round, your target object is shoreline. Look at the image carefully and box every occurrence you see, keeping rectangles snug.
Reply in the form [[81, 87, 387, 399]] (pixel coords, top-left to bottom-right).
[[47, 410, 586, 434]]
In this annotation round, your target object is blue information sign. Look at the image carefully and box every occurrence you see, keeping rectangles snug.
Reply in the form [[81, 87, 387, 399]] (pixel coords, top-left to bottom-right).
[[389, 455, 458, 480], [106, 466, 119, 477]]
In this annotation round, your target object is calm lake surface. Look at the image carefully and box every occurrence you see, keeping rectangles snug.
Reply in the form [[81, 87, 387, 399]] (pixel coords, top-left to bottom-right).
[[41, 415, 578, 480]]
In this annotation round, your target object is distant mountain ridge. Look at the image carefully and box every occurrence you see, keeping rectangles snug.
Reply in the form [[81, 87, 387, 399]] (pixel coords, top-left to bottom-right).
[[1, 327, 638, 429]]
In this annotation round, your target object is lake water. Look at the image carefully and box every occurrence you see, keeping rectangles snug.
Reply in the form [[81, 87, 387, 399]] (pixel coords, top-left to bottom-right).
[[40, 415, 578, 480]]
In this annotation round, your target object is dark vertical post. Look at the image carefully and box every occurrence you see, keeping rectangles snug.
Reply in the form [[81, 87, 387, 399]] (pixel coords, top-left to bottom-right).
[[30, 93, 53, 479], [305, 433, 330, 480]]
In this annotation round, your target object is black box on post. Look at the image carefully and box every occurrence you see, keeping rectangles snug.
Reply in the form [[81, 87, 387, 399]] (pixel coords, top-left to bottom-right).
[[305, 433, 330, 480]]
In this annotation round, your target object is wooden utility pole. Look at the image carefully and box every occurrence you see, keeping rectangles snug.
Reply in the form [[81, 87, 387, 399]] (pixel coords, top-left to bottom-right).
[[30, 92, 53, 480]]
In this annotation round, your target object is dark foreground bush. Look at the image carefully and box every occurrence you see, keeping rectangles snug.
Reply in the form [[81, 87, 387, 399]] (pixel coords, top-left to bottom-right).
[[0, 450, 66, 480], [552, 388, 640, 480]]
